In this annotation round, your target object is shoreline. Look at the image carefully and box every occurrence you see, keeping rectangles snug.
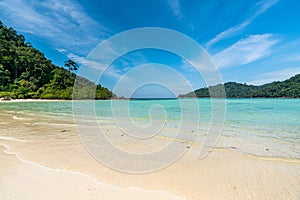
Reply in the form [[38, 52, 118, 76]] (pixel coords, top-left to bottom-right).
[[0, 143, 185, 200], [1, 97, 300, 103], [1, 132, 299, 200], [1, 100, 300, 199], [0, 99, 69, 102]]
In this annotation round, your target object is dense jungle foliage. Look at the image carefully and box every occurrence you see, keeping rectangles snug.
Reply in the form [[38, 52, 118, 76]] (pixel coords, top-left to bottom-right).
[[179, 75, 300, 98], [0, 21, 115, 100]]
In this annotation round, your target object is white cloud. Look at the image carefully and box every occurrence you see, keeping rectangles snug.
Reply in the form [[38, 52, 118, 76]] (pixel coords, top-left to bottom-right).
[[58, 48, 105, 69], [212, 34, 280, 68], [248, 67, 300, 85], [166, 0, 183, 20], [58, 48, 131, 81], [205, 0, 279, 49], [0, 0, 110, 54], [287, 54, 300, 62]]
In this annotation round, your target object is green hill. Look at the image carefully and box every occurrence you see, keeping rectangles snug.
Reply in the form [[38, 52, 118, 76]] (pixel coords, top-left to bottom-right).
[[0, 21, 115, 100], [179, 74, 300, 98]]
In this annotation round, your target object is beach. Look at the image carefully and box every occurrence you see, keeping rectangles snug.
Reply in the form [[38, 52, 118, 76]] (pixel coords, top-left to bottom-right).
[[0, 99, 300, 199], [0, 146, 183, 200], [1, 0, 300, 199]]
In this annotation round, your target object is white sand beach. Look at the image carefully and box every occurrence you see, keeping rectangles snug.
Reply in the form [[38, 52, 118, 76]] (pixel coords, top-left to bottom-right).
[[0, 98, 68, 102], [0, 102, 300, 199], [0, 145, 184, 200]]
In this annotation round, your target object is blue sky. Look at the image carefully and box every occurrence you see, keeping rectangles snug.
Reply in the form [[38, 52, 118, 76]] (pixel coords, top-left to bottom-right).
[[1, 0, 300, 97]]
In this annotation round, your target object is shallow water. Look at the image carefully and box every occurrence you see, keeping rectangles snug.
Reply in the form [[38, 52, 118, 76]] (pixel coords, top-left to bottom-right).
[[1, 99, 300, 200], [0, 98, 299, 159]]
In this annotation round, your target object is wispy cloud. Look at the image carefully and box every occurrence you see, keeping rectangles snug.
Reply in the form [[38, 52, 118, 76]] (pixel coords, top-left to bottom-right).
[[0, 0, 111, 54], [205, 0, 279, 49], [212, 34, 280, 68], [57, 49, 86, 64], [60, 48, 126, 84], [288, 55, 300, 62], [58, 48, 107, 70], [58, 48, 149, 81], [166, 0, 183, 20], [248, 67, 300, 85]]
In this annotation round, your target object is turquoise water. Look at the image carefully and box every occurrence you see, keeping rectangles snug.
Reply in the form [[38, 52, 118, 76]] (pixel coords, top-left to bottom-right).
[[1, 99, 299, 158], [1, 98, 298, 125]]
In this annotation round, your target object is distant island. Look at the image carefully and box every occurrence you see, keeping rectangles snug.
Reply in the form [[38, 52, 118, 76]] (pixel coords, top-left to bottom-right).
[[179, 74, 300, 98], [0, 21, 115, 100]]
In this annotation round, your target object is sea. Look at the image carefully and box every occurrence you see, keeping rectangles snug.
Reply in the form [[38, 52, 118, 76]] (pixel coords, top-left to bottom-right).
[[0, 98, 299, 160]]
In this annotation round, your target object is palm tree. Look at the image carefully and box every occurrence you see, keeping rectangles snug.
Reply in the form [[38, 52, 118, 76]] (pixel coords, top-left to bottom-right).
[[64, 59, 78, 77]]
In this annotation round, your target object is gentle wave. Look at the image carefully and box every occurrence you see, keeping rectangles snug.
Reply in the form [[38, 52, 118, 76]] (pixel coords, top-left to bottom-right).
[[245, 153, 300, 163], [0, 136, 27, 142], [0, 143, 185, 200], [13, 115, 31, 120]]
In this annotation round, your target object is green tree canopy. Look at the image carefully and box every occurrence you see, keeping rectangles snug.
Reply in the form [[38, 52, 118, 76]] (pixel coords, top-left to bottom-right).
[[179, 74, 300, 98], [0, 21, 115, 100]]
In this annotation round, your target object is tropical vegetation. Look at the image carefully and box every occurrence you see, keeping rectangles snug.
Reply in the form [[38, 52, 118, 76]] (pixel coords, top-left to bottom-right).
[[0, 21, 115, 100], [179, 74, 300, 98]]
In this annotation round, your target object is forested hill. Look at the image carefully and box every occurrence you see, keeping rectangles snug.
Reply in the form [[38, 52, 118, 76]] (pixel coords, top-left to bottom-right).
[[179, 74, 300, 98], [0, 21, 115, 100]]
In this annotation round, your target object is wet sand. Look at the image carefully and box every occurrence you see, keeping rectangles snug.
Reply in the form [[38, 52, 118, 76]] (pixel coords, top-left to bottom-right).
[[0, 146, 183, 200], [0, 106, 300, 199]]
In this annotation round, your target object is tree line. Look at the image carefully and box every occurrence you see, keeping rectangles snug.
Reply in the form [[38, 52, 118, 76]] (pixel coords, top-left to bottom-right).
[[179, 75, 300, 98], [0, 21, 115, 100]]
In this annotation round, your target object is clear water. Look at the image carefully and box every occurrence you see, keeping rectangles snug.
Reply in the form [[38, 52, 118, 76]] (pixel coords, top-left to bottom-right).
[[1, 99, 299, 159]]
